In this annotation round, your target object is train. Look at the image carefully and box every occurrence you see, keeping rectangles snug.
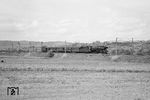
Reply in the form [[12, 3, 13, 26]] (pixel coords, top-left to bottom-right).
[[41, 46, 108, 54]]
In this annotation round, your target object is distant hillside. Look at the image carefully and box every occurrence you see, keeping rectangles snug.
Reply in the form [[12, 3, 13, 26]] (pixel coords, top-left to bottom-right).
[[0, 40, 72, 49]]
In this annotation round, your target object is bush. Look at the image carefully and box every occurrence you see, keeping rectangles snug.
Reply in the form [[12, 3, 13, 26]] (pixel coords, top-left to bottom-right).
[[110, 48, 132, 55], [134, 49, 144, 55], [143, 49, 150, 55], [47, 50, 54, 57]]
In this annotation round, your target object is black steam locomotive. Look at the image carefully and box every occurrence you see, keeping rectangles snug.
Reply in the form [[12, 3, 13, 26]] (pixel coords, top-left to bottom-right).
[[41, 46, 108, 54]]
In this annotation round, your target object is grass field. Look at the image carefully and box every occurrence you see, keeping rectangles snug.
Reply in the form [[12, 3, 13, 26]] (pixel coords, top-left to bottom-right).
[[0, 54, 150, 100]]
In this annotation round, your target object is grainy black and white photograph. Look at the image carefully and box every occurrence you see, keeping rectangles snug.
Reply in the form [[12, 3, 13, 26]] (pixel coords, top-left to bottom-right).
[[0, 0, 150, 100]]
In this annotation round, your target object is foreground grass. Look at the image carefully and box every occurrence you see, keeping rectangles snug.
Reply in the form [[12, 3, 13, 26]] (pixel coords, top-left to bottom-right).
[[0, 55, 150, 100]]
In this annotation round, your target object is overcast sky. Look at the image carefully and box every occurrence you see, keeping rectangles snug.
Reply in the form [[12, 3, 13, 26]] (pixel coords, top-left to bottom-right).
[[0, 0, 150, 42]]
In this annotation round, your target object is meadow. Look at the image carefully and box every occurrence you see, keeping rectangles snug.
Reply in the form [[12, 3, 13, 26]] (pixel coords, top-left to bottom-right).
[[0, 54, 150, 100]]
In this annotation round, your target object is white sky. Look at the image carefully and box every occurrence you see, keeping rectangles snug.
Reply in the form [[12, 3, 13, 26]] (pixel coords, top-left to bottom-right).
[[0, 0, 150, 42]]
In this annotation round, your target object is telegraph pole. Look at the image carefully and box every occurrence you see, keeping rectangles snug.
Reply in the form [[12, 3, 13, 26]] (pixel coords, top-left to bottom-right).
[[18, 41, 20, 52], [65, 40, 67, 54], [132, 38, 134, 55], [40, 42, 43, 52], [116, 37, 118, 55], [11, 42, 14, 51], [41, 42, 43, 47]]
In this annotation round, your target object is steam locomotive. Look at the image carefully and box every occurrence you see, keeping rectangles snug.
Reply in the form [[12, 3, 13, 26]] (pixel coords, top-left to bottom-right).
[[41, 46, 108, 54]]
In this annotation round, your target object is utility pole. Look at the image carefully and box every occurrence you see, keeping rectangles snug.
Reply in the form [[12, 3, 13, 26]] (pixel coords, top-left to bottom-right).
[[28, 42, 31, 52], [40, 42, 43, 52], [132, 38, 134, 55], [65, 40, 67, 53], [18, 41, 20, 52], [41, 42, 43, 47], [116, 37, 118, 55], [141, 41, 143, 55], [11, 42, 14, 51]]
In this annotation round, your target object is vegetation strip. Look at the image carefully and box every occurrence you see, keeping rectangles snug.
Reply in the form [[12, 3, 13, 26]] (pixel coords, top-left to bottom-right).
[[0, 67, 150, 73]]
